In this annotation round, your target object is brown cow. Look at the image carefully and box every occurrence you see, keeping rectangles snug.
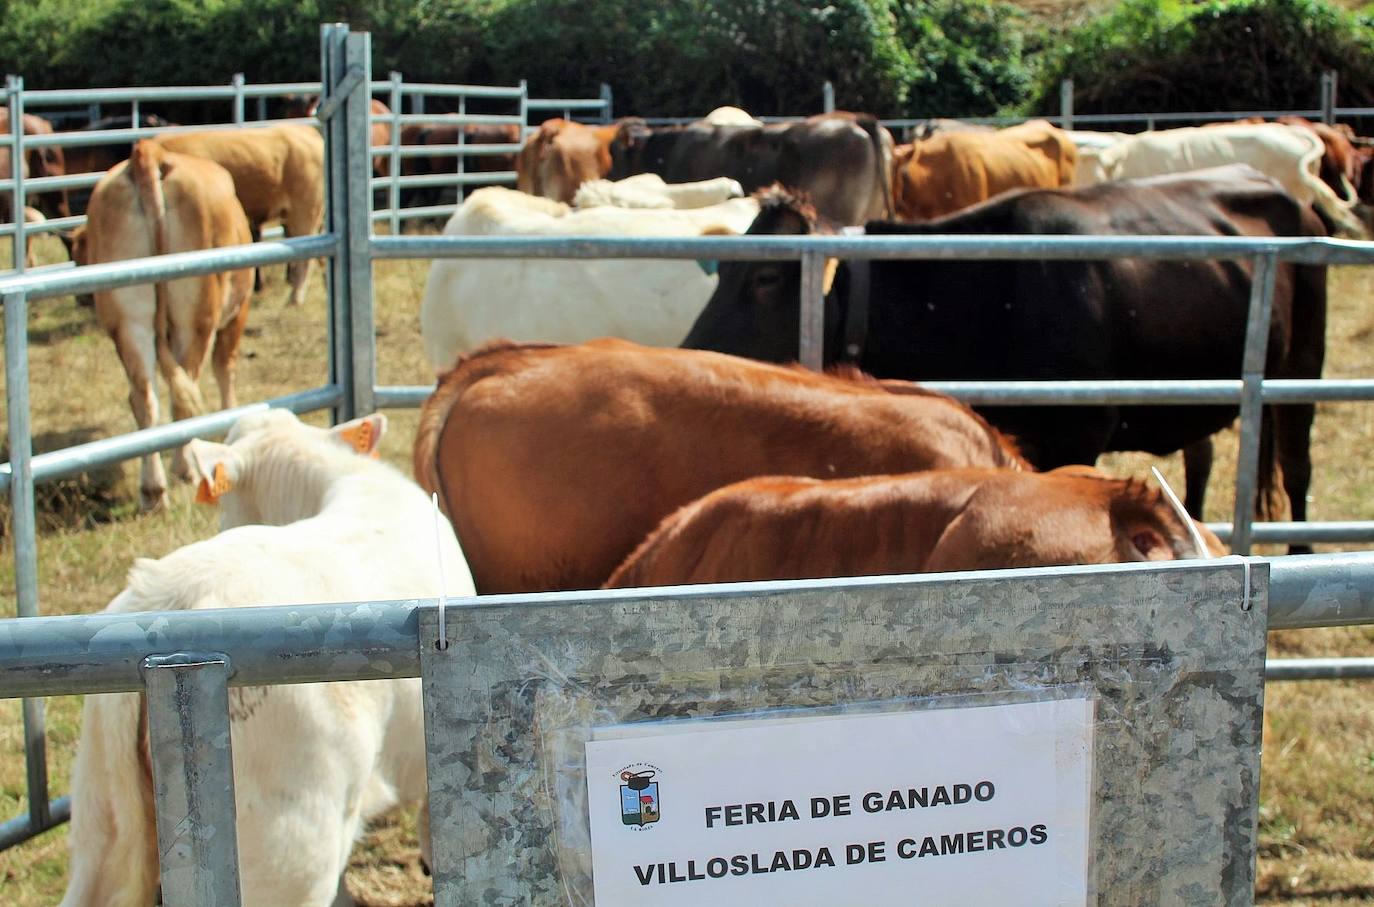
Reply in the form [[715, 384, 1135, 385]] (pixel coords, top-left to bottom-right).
[[285, 95, 392, 177], [414, 338, 1027, 593], [605, 468, 1224, 589], [59, 115, 177, 217], [83, 140, 254, 511], [516, 118, 622, 203], [0, 110, 69, 266], [154, 124, 323, 306], [397, 122, 521, 208], [892, 121, 1077, 221]]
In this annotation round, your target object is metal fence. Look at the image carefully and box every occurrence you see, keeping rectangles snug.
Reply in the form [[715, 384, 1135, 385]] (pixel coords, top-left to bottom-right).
[[3, 21, 1374, 859], [1, 71, 612, 276]]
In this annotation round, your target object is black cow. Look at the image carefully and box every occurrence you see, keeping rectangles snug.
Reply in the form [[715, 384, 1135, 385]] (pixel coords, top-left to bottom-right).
[[608, 112, 893, 225], [682, 169, 1328, 551]]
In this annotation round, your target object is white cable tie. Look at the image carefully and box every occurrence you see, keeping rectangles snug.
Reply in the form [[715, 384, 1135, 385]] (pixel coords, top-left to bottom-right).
[[432, 492, 450, 651], [1150, 466, 1211, 560]]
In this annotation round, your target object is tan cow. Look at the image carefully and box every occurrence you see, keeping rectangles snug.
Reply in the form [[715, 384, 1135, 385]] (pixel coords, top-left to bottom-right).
[[154, 124, 323, 306], [83, 140, 253, 510], [605, 467, 1223, 589], [892, 120, 1077, 221], [516, 118, 622, 203]]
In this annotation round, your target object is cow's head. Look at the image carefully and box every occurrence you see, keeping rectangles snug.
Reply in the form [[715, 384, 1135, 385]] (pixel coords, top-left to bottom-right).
[[681, 185, 833, 363], [607, 118, 653, 177]]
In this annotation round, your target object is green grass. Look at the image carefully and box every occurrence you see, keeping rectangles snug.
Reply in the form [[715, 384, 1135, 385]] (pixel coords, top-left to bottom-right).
[[0, 236, 1372, 905]]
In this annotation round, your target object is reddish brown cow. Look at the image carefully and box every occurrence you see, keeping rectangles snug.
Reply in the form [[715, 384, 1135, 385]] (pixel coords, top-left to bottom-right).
[[0, 111, 69, 265], [606, 468, 1225, 589], [515, 118, 622, 202], [415, 338, 1027, 593]]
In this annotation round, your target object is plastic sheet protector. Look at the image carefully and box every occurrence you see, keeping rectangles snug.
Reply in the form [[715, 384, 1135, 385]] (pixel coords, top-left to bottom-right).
[[420, 559, 1267, 906]]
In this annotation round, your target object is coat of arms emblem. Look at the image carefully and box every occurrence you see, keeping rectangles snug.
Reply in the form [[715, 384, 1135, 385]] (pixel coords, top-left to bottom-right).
[[619, 769, 661, 826]]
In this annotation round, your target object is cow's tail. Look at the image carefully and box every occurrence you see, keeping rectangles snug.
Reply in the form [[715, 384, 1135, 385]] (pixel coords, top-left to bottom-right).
[[58, 690, 159, 907], [129, 141, 204, 419], [1297, 134, 1368, 238], [854, 114, 894, 220], [413, 374, 456, 504], [1255, 405, 1285, 521]]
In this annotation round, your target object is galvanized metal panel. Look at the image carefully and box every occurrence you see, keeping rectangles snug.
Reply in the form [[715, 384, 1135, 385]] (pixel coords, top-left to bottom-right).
[[420, 560, 1268, 905]]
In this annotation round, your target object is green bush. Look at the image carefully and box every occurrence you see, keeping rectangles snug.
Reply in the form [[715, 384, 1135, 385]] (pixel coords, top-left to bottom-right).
[[894, 0, 1038, 117], [1032, 0, 1374, 114]]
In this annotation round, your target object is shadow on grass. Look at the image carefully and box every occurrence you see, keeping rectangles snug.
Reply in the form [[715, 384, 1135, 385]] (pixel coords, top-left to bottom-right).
[[0, 428, 128, 537]]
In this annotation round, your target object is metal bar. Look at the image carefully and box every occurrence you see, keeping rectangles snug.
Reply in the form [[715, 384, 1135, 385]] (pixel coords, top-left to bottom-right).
[[4, 289, 51, 830], [394, 82, 524, 100], [367, 232, 1374, 266], [371, 378, 1374, 409], [388, 71, 402, 236], [0, 795, 68, 850], [142, 653, 241, 907], [375, 143, 524, 158], [394, 113, 523, 126], [1061, 79, 1074, 131], [4, 555, 1374, 701], [455, 94, 466, 205], [9, 76, 26, 275], [1206, 521, 1374, 545], [526, 98, 618, 110], [822, 80, 835, 114], [344, 30, 376, 418], [321, 23, 355, 425], [798, 250, 825, 369], [314, 65, 364, 125], [372, 170, 517, 190], [0, 384, 342, 494], [0, 234, 336, 301], [373, 385, 433, 408], [600, 83, 613, 124], [1231, 253, 1279, 554], [231, 73, 245, 125], [1266, 657, 1374, 680]]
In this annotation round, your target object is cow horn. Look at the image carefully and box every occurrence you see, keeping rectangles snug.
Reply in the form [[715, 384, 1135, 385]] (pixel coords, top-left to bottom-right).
[[822, 257, 839, 294], [1150, 466, 1211, 559]]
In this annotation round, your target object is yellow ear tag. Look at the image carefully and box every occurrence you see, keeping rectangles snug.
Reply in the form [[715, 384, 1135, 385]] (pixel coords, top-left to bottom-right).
[[195, 462, 233, 504], [340, 420, 380, 458]]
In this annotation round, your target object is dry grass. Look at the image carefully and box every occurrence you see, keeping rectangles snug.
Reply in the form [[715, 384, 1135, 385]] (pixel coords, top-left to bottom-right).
[[0, 232, 1372, 905]]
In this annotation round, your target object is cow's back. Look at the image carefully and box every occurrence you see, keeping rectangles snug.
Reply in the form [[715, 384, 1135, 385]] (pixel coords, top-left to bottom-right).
[[155, 125, 322, 227], [418, 339, 1022, 592]]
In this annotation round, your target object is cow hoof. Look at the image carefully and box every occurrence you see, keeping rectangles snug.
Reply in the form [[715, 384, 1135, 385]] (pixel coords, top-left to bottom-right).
[[140, 487, 168, 512]]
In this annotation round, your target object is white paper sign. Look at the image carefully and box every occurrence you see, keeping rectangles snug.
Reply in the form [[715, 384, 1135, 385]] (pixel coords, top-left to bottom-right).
[[584, 697, 1093, 906]]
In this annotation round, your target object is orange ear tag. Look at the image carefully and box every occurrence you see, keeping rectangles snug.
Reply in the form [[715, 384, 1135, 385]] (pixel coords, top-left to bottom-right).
[[195, 462, 233, 504], [340, 420, 380, 458]]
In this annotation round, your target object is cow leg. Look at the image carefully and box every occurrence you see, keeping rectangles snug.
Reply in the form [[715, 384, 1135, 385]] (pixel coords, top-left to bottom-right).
[[211, 277, 253, 411], [110, 319, 168, 511], [250, 223, 264, 292], [1274, 402, 1316, 555], [164, 293, 214, 484], [1182, 438, 1213, 519], [284, 202, 323, 307]]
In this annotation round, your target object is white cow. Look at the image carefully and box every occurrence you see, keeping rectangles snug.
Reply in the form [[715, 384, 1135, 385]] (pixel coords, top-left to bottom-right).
[[420, 186, 759, 372], [1067, 130, 1131, 185], [60, 409, 475, 907], [572, 173, 745, 209], [1093, 123, 1366, 235], [704, 105, 763, 127]]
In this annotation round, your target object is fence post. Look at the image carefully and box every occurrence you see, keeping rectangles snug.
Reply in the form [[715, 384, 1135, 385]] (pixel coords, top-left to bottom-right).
[[1321, 69, 1338, 125], [520, 79, 530, 140], [388, 70, 403, 235], [320, 23, 377, 422], [256, 95, 267, 121], [130, 98, 140, 130], [142, 653, 241, 907], [600, 82, 613, 123], [1060, 79, 1074, 130], [4, 288, 51, 833], [822, 80, 835, 114], [231, 72, 245, 125], [798, 251, 826, 370], [456, 92, 467, 205], [8, 76, 26, 275], [1230, 252, 1279, 555]]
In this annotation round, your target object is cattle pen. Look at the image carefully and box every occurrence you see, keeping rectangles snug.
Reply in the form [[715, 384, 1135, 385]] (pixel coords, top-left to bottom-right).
[[1, 21, 1374, 902]]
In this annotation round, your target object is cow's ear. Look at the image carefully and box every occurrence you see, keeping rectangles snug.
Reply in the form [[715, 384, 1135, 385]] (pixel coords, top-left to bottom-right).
[[186, 439, 243, 505], [332, 413, 386, 458], [615, 120, 651, 152]]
